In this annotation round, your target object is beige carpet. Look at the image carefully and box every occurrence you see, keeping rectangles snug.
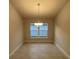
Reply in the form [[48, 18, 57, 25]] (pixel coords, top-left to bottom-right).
[[10, 43, 68, 59]]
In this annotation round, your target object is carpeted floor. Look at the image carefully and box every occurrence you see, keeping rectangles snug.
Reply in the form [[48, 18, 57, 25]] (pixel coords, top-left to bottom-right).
[[10, 43, 68, 59]]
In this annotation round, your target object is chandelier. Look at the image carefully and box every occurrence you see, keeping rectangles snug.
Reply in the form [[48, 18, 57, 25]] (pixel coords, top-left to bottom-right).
[[34, 1, 43, 26]]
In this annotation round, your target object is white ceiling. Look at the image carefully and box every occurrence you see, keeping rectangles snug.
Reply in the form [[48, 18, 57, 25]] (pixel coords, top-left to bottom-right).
[[10, 0, 69, 18]]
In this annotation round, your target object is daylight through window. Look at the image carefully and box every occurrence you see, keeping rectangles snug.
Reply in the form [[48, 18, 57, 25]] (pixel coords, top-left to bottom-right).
[[30, 23, 48, 38]]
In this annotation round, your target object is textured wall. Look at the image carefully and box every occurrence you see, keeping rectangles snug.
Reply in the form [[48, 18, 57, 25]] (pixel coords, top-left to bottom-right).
[[55, 1, 70, 56], [9, 3, 23, 54]]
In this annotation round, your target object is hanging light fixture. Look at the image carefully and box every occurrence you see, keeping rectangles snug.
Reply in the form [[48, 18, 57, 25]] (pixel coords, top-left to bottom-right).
[[34, 1, 43, 26], [34, 23, 43, 26]]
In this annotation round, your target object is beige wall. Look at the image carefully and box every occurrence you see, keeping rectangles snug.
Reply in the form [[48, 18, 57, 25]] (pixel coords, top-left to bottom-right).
[[9, 3, 23, 54], [23, 18, 54, 43], [55, 1, 70, 56]]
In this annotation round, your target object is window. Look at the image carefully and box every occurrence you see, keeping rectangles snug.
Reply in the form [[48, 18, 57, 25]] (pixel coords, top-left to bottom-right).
[[30, 23, 48, 38]]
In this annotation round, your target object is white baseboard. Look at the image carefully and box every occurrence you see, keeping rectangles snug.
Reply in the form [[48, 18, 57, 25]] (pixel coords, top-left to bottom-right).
[[9, 42, 23, 57], [55, 43, 70, 59]]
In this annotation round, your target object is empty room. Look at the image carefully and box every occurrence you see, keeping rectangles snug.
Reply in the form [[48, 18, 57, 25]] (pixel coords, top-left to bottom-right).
[[9, 0, 70, 59]]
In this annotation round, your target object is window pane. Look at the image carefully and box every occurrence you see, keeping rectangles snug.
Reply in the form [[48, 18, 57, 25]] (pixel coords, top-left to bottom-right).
[[31, 30, 38, 36], [30, 23, 38, 37], [39, 25, 48, 30], [31, 23, 37, 30], [39, 30, 47, 36]]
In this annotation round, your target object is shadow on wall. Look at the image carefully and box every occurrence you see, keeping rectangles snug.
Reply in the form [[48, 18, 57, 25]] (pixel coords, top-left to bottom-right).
[[55, 1, 70, 58], [9, 3, 23, 56]]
